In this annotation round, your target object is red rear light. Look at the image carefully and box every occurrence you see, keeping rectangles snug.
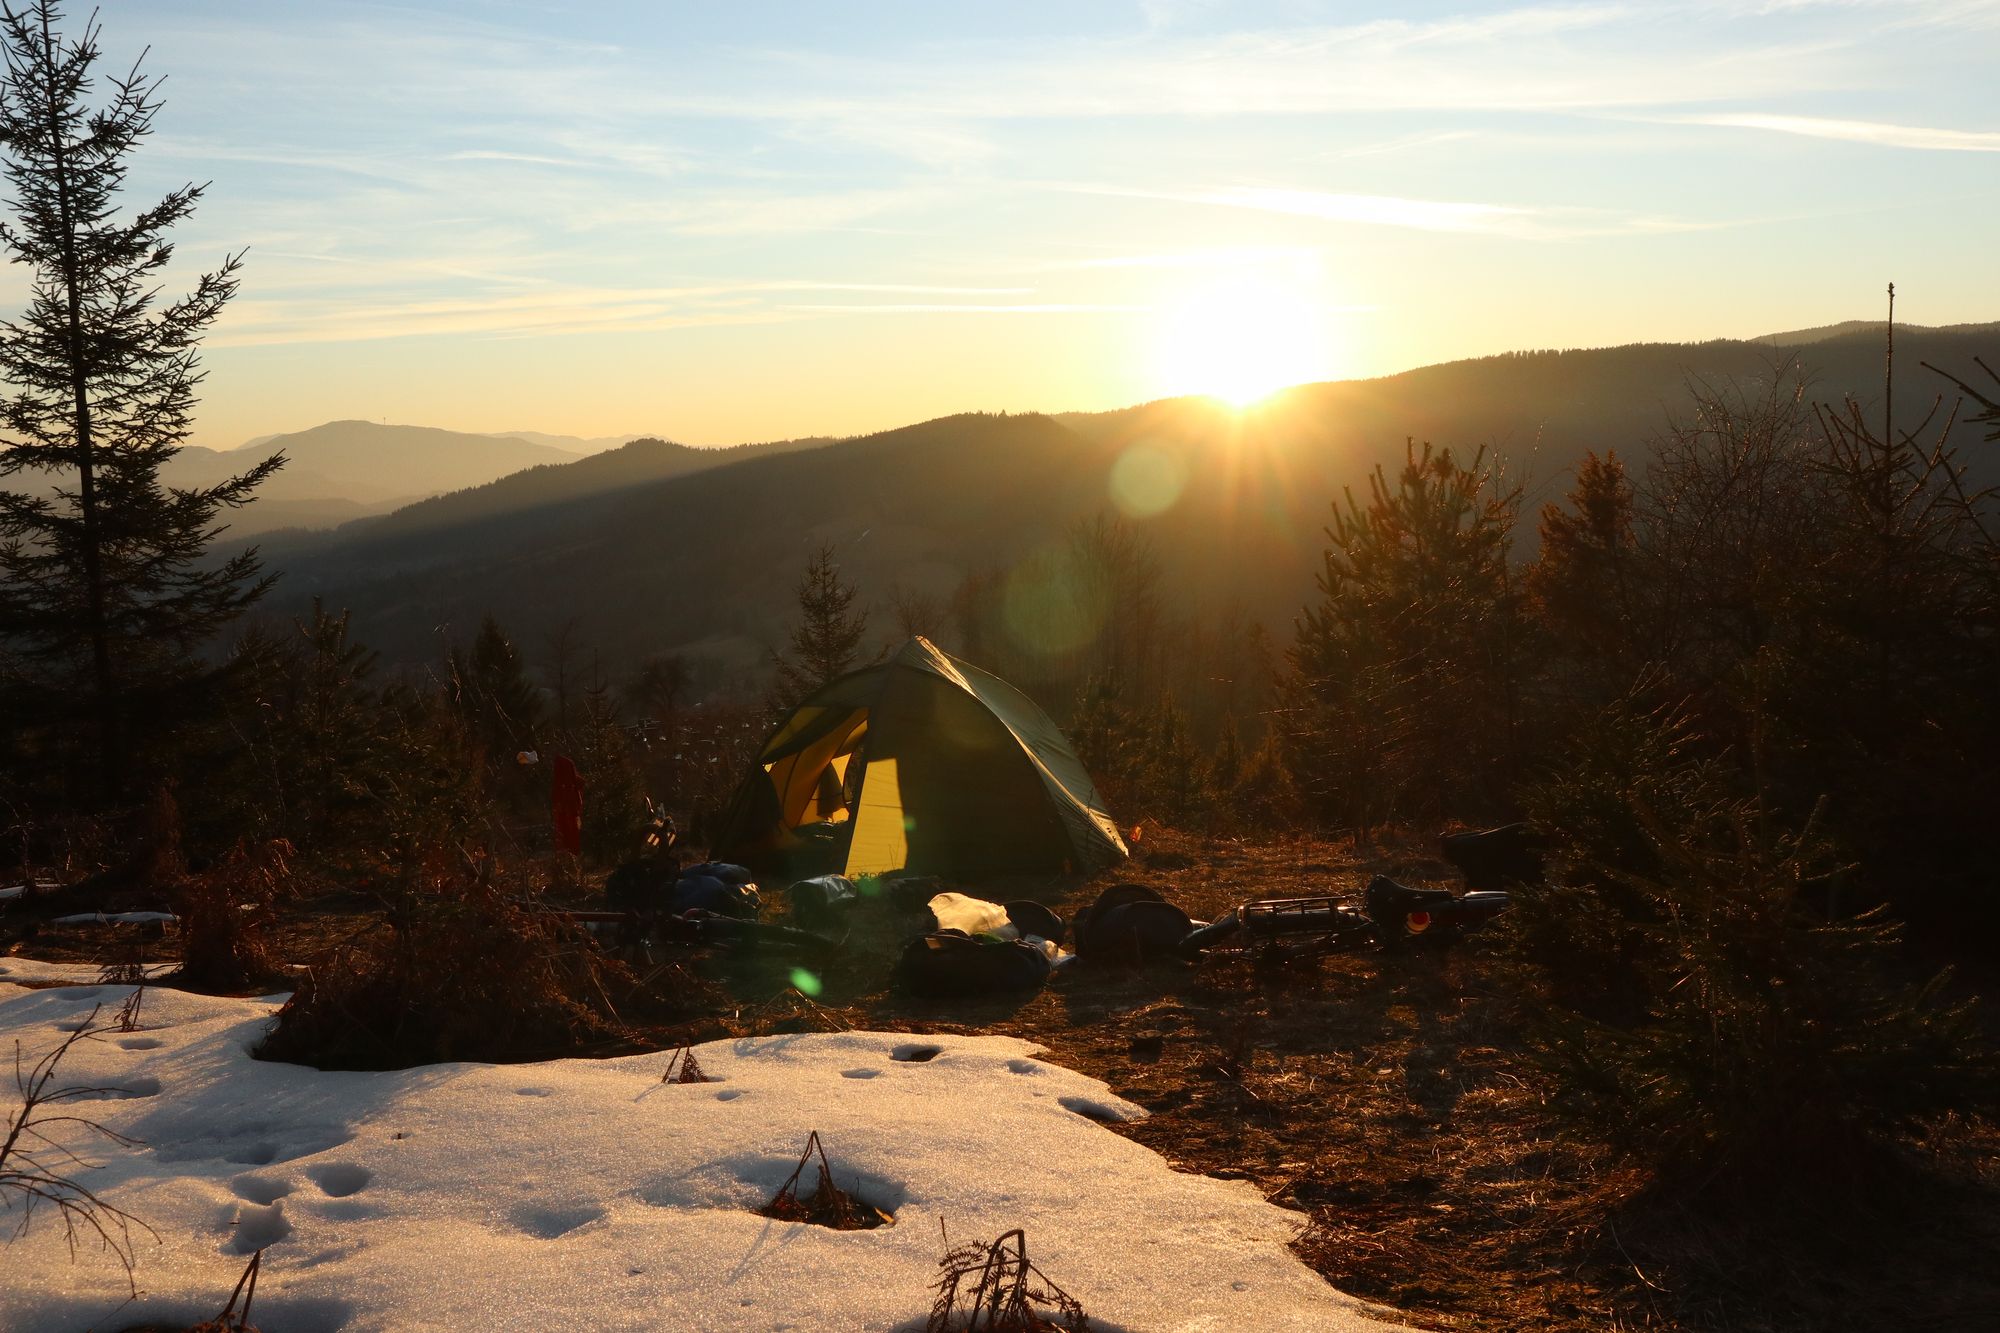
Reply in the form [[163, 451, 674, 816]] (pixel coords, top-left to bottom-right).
[[1406, 911, 1431, 933]]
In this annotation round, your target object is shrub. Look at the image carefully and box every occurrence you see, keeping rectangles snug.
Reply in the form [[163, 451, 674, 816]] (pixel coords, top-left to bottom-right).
[[172, 841, 287, 993], [255, 859, 636, 1070], [1507, 692, 1992, 1180], [1227, 725, 1304, 831]]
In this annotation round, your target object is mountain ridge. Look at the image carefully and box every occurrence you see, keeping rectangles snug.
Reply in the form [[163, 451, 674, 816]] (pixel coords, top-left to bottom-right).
[[251, 324, 1998, 682]]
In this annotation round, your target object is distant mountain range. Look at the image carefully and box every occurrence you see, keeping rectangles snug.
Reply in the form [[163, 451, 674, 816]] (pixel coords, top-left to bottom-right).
[[167, 421, 588, 536], [252, 432, 830, 561], [177, 422, 797, 538], [488, 430, 653, 455], [244, 320, 1998, 682]]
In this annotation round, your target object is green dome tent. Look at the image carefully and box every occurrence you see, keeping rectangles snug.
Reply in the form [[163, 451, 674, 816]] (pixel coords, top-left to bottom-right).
[[711, 637, 1128, 878]]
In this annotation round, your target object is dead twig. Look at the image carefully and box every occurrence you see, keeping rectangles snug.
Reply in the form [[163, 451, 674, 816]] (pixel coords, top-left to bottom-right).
[[761, 1130, 887, 1230], [187, 1246, 263, 1332], [927, 1227, 1090, 1332], [0, 1006, 156, 1292], [660, 1044, 711, 1084]]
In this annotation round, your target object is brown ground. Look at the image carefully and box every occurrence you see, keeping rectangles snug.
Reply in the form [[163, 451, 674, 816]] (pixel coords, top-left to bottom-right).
[[7, 829, 1997, 1332]]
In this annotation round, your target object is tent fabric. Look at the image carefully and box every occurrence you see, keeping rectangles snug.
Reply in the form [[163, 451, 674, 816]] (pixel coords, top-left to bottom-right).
[[712, 638, 1128, 878]]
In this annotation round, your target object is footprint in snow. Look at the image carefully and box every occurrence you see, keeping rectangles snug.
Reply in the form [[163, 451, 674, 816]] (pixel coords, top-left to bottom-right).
[[156, 1124, 353, 1167], [59, 1076, 160, 1101], [307, 1163, 372, 1198], [506, 1203, 604, 1239], [840, 1068, 883, 1080], [226, 1202, 293, 1255], [117, 1035, 165, 1050], [231, 1174, 293, 1206]]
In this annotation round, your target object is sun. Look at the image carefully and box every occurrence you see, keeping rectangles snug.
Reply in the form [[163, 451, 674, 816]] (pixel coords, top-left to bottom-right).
[[1152, 275, 1336, 406]]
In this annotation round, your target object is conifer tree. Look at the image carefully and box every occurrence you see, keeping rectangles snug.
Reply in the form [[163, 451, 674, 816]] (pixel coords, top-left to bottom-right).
[[449, 616, 544, 759], [577, 666, 647, 861], [0, 2, 278, 798], [1284, 440, 1521, 829], [768, 541, 867, 712]]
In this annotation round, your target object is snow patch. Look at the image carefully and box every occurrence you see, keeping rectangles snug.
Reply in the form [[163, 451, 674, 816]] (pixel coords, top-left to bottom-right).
[[50, 910, 178, 926], [0, 960, 1407, 1332], [57, 1075, 160, 1101]]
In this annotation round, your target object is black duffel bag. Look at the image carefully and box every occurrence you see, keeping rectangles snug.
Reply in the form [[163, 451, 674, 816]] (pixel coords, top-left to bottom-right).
[[894, 929, 1053, 997]]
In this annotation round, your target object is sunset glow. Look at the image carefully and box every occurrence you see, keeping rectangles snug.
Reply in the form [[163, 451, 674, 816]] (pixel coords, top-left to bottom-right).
[[1152, 276, 1340, 406], [40, 0, 1999, 447]]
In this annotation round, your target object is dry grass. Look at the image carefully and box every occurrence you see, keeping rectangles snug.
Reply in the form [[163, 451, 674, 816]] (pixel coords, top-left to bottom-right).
[[171, 842, 289, 994]]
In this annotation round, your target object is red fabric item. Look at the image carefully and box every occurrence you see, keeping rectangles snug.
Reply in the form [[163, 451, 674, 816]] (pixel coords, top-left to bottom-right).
[[551, 755, 584, 855]]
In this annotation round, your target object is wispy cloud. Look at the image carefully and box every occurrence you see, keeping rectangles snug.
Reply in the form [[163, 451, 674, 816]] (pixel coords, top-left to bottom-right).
[[1047, 182, 1711, 240], [1196, 187, 1530, 234], [1669, 112, 2000, 151], [1049, 182, 1532, 234], [1048, 246, 1324, 271], [212, 279, 1052, 347], [778, 303, 1145, 315]]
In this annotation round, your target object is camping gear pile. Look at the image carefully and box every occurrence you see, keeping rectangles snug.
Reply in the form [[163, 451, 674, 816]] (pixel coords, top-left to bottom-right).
[[584, 840, 1525, 1000], [1176, 876, 1512, 964], [583, 637, 1528, 1001], [893, 891, 1071, 998]]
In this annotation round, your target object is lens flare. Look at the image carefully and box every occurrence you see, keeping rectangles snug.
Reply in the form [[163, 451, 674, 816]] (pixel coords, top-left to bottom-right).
[[1108, 442, 1188, 518], [1002, 545, 1109, 659]]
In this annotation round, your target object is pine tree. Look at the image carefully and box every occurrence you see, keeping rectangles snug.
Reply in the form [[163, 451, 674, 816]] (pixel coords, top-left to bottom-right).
[[449, 616, 544, 760], [768, 541, 867, 712], [577, 667, 648, 862], [0, 2, 278, 799], [1284, 440, 1522, 830], [1138, 691, 1208, 826], [1525, 452, 1639, 662], [279, 600, 383, 840]]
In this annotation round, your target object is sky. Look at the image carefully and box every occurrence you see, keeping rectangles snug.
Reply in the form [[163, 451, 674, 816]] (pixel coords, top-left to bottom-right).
[[40, 0, 2000, 447]]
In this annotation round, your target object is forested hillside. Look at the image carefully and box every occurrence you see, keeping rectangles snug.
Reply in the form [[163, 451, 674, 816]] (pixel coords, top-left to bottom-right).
[[266, 325, 2000, 681]]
